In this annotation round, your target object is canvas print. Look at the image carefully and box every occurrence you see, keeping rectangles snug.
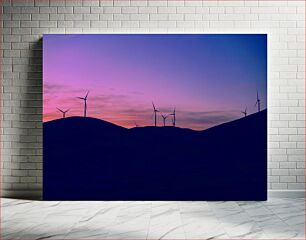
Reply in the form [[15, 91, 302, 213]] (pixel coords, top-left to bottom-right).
[[43, 34, 267, 200]]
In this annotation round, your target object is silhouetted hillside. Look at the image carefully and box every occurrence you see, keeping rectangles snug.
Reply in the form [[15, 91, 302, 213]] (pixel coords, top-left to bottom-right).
[[45, 116, 127, 136], [43, 110, 267, 201]]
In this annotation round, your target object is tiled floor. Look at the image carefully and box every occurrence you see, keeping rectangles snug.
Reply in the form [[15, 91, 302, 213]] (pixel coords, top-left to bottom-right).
[[1, 197, 305, 239]]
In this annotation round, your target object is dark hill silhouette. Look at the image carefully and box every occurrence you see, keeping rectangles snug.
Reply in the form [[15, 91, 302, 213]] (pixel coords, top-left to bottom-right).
[[45, 116, 127, 134], [43, 110, 267, 200]]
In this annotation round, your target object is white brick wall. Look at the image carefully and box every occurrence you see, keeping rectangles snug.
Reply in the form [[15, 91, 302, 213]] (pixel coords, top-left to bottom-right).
[[1, 0, 305, 198]]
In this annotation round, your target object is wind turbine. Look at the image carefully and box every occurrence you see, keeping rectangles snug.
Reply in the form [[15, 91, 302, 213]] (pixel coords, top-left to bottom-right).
[[152, 102, 159, 127], [161, 114, 168, 127], [134, 121, 139, 127], [77, 91, 89, 117], [169, 107, 176, 127], [255, 91, 261, 112], [241, 107, 247, 117], [57, 108, 69, 118]]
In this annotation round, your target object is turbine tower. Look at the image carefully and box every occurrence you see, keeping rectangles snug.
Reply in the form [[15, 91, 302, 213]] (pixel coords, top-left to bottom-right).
[[152, 102, 159, 127], [57, 108, 69, 118], [134, 121, 138, 127], [77, 91, 89, 117], [161, 114, 168, 127], [241, 107, 247, 117], [255, 91, 261, 112], [169, 107, 176, 127], [171, 118, 175, 126]]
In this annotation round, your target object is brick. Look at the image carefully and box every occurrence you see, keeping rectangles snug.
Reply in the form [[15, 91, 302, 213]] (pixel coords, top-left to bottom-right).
[[103, 7, 121, 14], [65, 14, 83, 20], [210, 21, 234, 28], [121, 20, 139, 28], [140, 20, 157, 28], [139, 7, 157, 14], [21, 21, 39, 28], [65, 1, 82, 6], [114, 14, 130, 21], [121, 7, 138, 14], [49, 0, 65, 6], [158, 7, 176, 14], [272, 183, 288, 189], [269, 176, 279, 183], [131, 0, 147, 7], [272, 169, 289, 176], [57, 20, 73, 28], [20, 177, 37, 183], [150, 14, 167, 21], [158, 21, 176, 28], [168, 14, 184, 21], [49, 14, 64, 20], [99, 14, 113, 20], [209, 7, 225, 13], [288, 183, 305, 189], [218, 1, 244, 6], [185, 14, 202, 21], [34, 0, 49, 6], [177, 7, 196, 14], [12, 0, 34, 7], [57, 7, 73, 14], [21, 6, 39, 13], [39, 21, 57, 28], [39, 6, 57, 13], [289, 169, 304, 176], [83, 0, 99, 6], [12, 28, 31, 35], [148, 0, 167, 7], [90, 21, 107, 28], [73, 6, 90, 13], [195, 7, 209, 14], [297, 176, 305, 183], [4, 176, 20, 183], [12, 14, 31, 20], [83, 13, 99, 20], [32, 13, 50, 20], [114, 1, 130, 6], [90, 6, 104, 13], [74, 21, 90, 28], [130, 13, 148, 20], [280, 176, 296, 183], [280, 162, 296, 169]]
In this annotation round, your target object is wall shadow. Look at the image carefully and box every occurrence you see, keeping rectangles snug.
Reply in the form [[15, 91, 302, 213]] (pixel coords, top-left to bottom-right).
[[9, 38, 43, 200]]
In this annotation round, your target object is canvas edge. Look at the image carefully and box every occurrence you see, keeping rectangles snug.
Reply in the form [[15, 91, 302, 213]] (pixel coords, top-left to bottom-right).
[[1, 190, 304, 200]]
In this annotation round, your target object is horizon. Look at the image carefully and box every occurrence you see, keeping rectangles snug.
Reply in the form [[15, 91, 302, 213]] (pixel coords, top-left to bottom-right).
[[43, 108, 267, 132], [43, 34, 267, 130]]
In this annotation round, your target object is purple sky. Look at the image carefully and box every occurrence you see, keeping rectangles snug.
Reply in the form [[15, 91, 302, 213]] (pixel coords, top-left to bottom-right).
[[43, 34, 267, 130]]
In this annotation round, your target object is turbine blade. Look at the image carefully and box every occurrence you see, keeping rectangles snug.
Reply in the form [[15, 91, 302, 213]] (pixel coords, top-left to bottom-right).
[[57, 108, 64, 113], [85, 91, 89, 98], [152, 101, 156, 110]]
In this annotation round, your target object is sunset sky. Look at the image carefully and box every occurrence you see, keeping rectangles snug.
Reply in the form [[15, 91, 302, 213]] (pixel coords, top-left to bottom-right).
[[43, 34, 267, 130]]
